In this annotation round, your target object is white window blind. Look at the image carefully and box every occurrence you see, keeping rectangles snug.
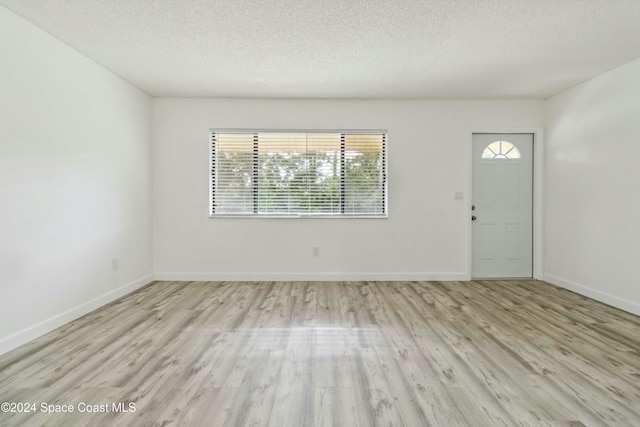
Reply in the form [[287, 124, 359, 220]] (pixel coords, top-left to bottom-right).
[[210, 129, 387, 217]]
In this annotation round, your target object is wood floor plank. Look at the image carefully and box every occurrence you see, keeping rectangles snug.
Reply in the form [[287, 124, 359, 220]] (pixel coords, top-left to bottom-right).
[[1, 280, 639, 426]]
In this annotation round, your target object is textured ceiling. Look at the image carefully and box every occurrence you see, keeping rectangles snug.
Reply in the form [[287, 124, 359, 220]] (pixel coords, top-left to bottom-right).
[[2, 0, 639, 99]]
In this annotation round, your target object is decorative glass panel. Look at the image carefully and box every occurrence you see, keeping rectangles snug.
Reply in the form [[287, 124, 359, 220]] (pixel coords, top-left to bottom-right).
[[482, 140, 521, 159]]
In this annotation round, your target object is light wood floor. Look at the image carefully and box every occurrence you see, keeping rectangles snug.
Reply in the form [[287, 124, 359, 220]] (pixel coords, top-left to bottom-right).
[[1, 280, 639, 426]]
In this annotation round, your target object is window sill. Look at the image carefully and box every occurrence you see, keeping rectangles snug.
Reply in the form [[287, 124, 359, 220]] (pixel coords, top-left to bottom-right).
[[209, 214, 388, 219]]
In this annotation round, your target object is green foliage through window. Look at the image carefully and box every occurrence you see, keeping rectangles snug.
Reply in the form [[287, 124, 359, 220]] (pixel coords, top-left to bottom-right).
[[211, 131, 387, 217]]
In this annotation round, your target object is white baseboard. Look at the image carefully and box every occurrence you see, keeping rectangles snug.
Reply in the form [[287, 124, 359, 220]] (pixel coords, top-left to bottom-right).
[[543, 273, 640, 316], [0, 274, 155, 356], [154, 272, 471, 282]]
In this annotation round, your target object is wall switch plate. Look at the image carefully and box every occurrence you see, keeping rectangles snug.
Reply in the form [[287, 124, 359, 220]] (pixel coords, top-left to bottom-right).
[[454, 191, 464, 200], [111, 258, 119, 271], [312, 247, 320, 257]]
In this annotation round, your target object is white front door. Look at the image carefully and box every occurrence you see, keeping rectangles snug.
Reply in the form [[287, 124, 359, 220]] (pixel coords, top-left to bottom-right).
[[472, 134, 533, 278]]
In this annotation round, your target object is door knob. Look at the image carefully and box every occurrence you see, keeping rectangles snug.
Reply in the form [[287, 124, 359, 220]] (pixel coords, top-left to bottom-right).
[[471, 216, 477, 221]]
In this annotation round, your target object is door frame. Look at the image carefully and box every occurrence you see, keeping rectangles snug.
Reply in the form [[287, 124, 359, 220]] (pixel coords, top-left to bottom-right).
[[468, 128, 544, 280]]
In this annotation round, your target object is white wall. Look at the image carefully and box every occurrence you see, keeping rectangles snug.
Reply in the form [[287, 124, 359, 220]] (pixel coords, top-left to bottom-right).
[[0, 8, 153, 353], [544, 58, 640, 315], [153, 98, 544, 281]]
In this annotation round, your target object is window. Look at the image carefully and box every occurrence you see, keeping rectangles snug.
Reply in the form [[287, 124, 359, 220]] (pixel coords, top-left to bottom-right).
[[481, 140, 521, 159], [210, 129, 387, 217]]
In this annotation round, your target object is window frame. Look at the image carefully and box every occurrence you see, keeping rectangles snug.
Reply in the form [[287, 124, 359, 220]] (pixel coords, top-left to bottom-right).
[[209, 129, 388, 218]]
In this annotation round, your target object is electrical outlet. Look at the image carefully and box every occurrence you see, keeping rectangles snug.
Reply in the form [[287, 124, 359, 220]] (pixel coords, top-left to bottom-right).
[[111, 258, 119, 271], [312, 247, 320, 257]]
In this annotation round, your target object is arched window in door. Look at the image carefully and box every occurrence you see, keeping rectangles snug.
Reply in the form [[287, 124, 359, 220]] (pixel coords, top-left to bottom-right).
[[481, 140, 521, 159]]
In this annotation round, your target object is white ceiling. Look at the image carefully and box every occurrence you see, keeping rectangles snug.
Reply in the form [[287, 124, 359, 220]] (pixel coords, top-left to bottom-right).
[[2, 0, 639, 99]]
